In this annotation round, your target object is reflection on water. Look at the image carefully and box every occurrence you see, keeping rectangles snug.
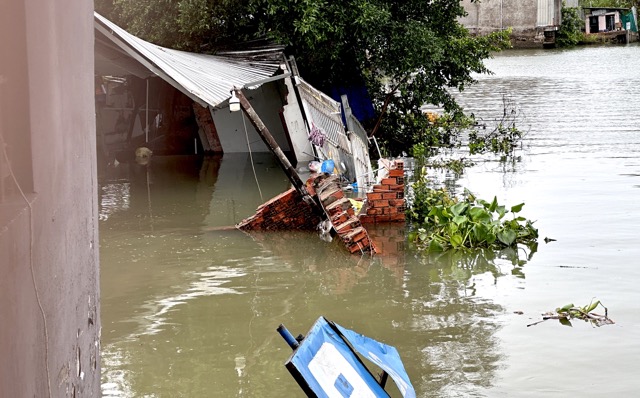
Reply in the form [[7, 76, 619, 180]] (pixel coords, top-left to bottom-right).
[[101, 45, 640, 398], [100, 153, 509, 397], [99, 183, 130, 221]]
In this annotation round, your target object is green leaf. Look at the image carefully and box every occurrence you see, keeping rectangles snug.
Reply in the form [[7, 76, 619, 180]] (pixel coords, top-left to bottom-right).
[[472, 224, 489, 242], [559, 318, 573, 327], [489, 196, 498, 212], [557, 303, 575, 313], [450, 234, 463, 248], [497, 229, 517, 246], [452, 215, 468, 225], [510, 203, 524, 213], [450, 202, 468, 216], [469, 206, 491, 222], [428, 239, 444, 252]]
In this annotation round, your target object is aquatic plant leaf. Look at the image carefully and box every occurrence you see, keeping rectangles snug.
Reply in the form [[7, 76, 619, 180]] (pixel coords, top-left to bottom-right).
[[450, 234, 463, 248], [559, 318, 573, 327], [452, 215, 467, 225], [473, 224, 489, 242], [428, 239, 444, 252], [497, 229, 516, 246], [451, 202, 468, 216], [489, 196, 498, 212], [511, 203, 524, 213], [557, 303, 575, 313], [469, 206, 491, 222]]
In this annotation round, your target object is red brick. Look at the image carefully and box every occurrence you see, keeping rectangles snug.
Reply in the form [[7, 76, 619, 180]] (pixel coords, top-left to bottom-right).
[[382, 192, 397, 200], [319, 187, 344, 201], [370, 199, 389, 208], [389, 199, 405, 207], [381, 178, 397, 185], [358, 215, 375, 224], [367, 192, 383, 201], [388, 169, 404, 177], [332, 213, 348, 225], [384, 206, 398, 214], [373, 185, 391, 192]]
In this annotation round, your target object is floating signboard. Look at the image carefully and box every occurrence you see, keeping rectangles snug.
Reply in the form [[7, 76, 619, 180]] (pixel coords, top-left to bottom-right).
[[278, 317, 416, 398]]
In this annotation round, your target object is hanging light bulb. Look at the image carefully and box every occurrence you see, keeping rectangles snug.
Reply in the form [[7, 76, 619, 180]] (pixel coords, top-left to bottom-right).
[[229, 90, 241, 112]]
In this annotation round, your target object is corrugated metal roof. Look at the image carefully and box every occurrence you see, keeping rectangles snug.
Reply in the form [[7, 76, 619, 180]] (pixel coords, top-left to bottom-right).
[[94, 12, 283, 107]]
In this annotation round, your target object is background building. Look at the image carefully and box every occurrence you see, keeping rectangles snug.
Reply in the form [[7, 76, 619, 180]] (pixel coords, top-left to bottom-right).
[[460, 0, 580, 47]]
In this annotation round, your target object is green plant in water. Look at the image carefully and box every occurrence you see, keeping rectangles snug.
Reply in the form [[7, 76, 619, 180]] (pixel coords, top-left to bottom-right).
[[527, 299, 615, 327], [408, 184, 538, 252], [468, 95, 526, 157]]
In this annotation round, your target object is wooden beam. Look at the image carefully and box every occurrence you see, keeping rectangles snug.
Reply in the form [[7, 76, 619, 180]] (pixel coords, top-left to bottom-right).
[[234, 89, 305, 192]]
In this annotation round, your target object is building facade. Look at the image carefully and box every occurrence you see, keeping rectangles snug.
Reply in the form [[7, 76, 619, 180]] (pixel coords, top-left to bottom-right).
[[460, 0, 579, 47]]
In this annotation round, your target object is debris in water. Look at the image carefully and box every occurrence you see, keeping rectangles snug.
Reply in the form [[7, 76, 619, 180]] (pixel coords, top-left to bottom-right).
[[527, 299, 614, 327]]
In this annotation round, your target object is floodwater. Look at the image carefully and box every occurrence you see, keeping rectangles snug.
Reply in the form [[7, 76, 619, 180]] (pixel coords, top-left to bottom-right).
[[100, 45, 640, 397]]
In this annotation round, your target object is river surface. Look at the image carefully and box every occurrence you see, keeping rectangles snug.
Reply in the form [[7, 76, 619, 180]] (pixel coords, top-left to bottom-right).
[[100, 45, 640, 397]]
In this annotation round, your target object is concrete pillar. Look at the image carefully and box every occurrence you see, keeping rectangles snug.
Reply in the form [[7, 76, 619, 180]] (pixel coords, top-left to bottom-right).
[[0, 1, 100, 396]]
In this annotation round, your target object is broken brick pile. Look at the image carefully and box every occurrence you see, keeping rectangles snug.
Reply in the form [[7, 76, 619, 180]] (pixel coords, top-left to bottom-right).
[[236, 158, 405, 255], [236, 188, 322, 231], [307, 174, 376, 254], [359, 159, 406, 224]]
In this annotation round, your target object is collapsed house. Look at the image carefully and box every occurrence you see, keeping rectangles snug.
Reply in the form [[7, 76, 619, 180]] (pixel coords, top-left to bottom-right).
[[94, 12, 405, 255]]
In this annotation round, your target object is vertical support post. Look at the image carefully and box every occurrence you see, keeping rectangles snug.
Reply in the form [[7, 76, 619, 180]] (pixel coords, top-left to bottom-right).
[[145, 78, 149, 143]]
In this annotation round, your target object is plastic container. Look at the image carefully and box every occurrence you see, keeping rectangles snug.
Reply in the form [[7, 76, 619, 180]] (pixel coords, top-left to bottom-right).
[[321, 159, 335, 174]]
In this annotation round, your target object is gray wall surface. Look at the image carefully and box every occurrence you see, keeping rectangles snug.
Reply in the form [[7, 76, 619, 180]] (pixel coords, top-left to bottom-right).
[[460, 0, 565, 47], [461, 0, 539, 34], [0, 1, 100, 396]]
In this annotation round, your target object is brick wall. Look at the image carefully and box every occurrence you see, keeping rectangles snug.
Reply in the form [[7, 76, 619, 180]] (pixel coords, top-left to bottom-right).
[[236, 188, 322, 231], [359, 159, 406, 224], [309, 173, 376, 254]]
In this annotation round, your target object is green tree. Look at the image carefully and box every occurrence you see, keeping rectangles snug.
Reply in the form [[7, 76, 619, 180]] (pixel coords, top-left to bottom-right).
[[97, 0, 510, 155], [557, 5, 584, 47], [579, 0, 639, 7]]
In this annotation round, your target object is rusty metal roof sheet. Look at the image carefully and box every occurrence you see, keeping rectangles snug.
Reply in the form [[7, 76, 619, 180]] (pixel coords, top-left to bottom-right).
[[94, 12, 283, 107]]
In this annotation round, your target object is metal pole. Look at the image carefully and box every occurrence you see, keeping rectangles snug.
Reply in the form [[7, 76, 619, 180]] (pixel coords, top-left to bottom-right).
[[145, 78, 149, 143], [277, 324, 300, 349]]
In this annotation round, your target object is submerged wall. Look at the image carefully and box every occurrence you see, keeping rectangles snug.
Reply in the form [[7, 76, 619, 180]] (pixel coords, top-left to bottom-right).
[[0, 1, 100, 396]]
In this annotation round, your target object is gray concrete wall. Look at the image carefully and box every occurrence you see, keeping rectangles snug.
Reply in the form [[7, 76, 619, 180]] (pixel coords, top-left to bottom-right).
[[0, 1, 100, 396], [212, 82, 292, 154], [460, 0, 557, 47]]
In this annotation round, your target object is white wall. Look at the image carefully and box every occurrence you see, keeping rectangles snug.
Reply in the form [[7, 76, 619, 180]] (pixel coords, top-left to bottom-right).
[[212, 82, 291, 154]]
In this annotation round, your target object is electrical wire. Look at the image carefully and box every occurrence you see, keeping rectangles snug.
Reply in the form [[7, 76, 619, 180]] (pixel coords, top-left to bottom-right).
[[0, 129, 52, 397], [241, 112, 264, 201]]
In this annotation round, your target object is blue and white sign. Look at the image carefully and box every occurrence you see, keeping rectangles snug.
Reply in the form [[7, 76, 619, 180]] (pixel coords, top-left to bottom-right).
[[284, 317, 415, 398]]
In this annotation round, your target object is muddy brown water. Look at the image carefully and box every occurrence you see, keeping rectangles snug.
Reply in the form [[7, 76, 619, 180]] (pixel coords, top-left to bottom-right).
[[100, 45, 640, 397]]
